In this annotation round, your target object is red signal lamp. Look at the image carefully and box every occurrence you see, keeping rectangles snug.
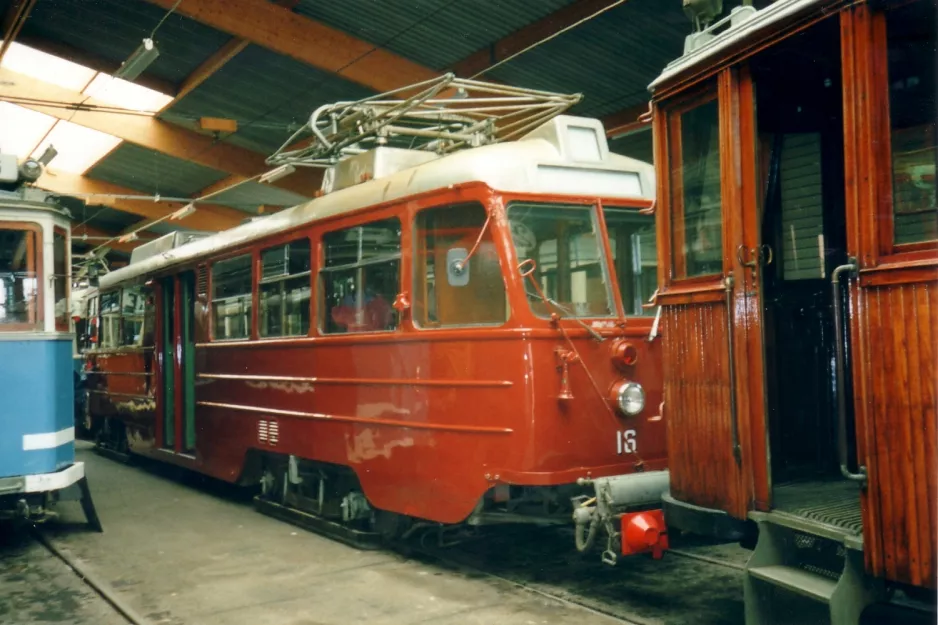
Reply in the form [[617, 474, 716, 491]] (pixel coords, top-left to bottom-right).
[[611, 340, 639, 369]]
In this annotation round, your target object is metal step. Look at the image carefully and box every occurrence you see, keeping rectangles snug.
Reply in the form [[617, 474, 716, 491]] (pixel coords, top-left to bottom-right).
[[749, 564, 836, 603]]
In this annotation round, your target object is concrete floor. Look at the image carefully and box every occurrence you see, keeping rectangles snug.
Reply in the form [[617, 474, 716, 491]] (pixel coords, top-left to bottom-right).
[[0, 443, 749, 625]]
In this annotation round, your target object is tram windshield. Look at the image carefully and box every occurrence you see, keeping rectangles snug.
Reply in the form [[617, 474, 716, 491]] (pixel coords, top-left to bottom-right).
[[0, 226, 40, 328], [507, 202, 615, 318]]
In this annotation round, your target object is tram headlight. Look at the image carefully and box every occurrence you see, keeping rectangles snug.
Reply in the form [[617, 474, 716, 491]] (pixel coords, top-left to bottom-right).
[[612, 381, 645, 416]]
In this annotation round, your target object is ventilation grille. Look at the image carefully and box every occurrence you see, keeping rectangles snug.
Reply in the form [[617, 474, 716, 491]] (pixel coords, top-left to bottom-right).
[[257, 420, 279, 446], [196, 265, 208, 297]]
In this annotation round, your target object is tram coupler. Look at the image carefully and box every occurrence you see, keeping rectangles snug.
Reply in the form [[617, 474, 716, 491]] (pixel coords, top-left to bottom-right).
[[572, 471, 669, 564]]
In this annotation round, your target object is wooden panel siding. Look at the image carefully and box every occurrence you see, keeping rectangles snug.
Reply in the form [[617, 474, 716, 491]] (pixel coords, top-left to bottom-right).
[[855, 278, 937, 588], [662, 300, 747, 517]]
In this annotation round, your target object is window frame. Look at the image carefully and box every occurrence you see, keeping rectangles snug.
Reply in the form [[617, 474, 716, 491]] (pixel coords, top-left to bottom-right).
[[210, 252, 255, 342], [97, 289, 123, 349], [258, 237, 313, 339], [600, 202, 659, 317], [318, 217, 402, 335], [0, 221, 43, 331], [506, 200, 619, 320], [53, 226, 69, 332], [661, 84, 726, 284], [412, 201, 510, 330], [870, 2, 938, 259]]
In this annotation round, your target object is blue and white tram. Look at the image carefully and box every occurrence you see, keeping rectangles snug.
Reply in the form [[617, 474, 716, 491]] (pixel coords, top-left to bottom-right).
[[0, 154, 100, 529]]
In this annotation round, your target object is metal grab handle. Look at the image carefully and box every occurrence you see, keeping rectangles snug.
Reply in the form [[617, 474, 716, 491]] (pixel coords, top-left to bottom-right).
[[724, 275, 742, 465], [831, 258, 867, 486]]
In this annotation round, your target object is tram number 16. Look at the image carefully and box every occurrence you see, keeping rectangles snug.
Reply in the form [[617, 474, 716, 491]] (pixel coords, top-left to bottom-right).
[[616, 430, 637, 455]]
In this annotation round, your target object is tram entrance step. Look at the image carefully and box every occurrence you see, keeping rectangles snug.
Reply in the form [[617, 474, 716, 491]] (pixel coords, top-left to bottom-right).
[[253, 496, 383, 550], [744, 513, 883, 625]]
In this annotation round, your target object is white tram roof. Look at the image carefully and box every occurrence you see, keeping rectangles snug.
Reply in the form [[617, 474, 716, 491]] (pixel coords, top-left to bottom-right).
[[100, 115, 654, 289], [649, 0, 829, 93]]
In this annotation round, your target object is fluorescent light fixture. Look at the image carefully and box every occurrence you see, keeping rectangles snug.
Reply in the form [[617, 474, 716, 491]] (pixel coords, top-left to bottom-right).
[[170, 203, 196, 220], [0, 102, 56, 158], [114, 38, 159, 82], [36, 145, 57, 166], [30, 120, 121, 174], [1, 42, 96, 91], [118, 232, 139, 243], [259, 164, 296, 184], [83, 73, 172, 114]]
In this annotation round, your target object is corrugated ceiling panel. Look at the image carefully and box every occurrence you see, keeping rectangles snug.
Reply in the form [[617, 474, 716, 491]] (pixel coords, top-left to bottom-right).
[[609, 128, 653, 164], [294, 0, 575, 71], [20, 0, 232, 86], [487, 0, 688, 119], [163, 44, 375, 155], [210, 181, 310, 213], [86, 143, 229, 198]]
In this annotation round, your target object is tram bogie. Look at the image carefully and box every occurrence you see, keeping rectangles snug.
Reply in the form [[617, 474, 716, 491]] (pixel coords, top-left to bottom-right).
[[84, 79, 668, 562]]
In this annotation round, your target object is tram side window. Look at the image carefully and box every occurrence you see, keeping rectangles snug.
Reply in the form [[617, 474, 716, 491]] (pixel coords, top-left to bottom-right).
[[212, 254, 252, 340], [0, 226, 39, 328], [886, 2, 937, 245], [604, 208, 658, 316], [321, 219, 400, 334], [414, 204, 507, 327], [120, 287, 147, 346], [670, 97, 723, 278], [100, 291, 121, 348], [259, 240, 311, 337]]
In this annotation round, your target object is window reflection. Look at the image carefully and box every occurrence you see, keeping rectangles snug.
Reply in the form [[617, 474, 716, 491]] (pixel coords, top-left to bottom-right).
[[887, 1, 937, 245], [671, 97, 723, 277], [0, 226, 39, 327], [321, 220, 400, 334], [603, 208, 657, 315], [508, 203, 614, 318]]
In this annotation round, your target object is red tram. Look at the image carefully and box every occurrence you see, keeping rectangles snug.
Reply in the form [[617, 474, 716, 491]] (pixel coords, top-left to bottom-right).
[[84, 80, 669, 561], [650, 0, 936, 622]]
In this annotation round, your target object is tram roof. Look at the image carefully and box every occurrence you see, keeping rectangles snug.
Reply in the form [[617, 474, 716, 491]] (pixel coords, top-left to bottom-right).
[[99, 116, 654, 289], [649, 0, 833, 93]]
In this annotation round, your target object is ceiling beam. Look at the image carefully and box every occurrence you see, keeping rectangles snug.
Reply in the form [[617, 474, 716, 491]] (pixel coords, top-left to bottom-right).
[[0, 0, 37, 63], [0, 66, 318, 197], [166, 0, 301, 110], [602, 102, 652, 138], [36, 171, 244, 232], [142, 0, 437, 93], [15, 33, 177, 95], [450, 0, 626, 79]]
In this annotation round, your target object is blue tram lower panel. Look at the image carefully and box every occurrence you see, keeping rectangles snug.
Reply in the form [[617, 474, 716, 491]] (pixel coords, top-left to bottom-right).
[[0, 338, 75, 478]]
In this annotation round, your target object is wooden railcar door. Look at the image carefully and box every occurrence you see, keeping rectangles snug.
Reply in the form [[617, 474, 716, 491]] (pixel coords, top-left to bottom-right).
[[656, 68, 767, 522], [842, 1, 937, 589]]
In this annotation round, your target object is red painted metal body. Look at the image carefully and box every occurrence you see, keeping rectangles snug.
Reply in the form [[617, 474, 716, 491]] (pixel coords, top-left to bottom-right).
[[85, 183, 666, 526], [620, 509, 668, 559]]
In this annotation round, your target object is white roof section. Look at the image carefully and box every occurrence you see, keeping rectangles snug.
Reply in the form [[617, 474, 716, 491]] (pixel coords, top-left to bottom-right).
[[101, 115, 655, 289], [649, 0, 829, 92]]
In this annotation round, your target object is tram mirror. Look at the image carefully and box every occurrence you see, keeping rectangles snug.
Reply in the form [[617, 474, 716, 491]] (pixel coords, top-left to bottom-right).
[[446, 248, 470, 287]]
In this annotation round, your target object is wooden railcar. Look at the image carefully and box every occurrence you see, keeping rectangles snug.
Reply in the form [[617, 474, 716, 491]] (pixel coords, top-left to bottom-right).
[[84, 113, 669, 560], [649, 0, 936, 621]]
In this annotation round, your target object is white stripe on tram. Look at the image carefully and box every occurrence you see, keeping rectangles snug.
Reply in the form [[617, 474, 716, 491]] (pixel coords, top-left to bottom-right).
[[23, 427, 75, 451]]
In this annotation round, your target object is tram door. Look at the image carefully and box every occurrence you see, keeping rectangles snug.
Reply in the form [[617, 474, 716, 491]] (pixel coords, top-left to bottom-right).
[[749, 19, 852, 497], [157, 273, 196, 454]]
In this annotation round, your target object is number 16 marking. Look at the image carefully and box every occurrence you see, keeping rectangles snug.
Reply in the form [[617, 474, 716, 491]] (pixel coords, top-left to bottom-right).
[[617, 430, 637, 454]]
